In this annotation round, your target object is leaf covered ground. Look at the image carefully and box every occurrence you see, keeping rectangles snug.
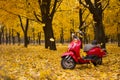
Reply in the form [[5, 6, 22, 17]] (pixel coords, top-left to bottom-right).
[[0, 44, 120, 80]]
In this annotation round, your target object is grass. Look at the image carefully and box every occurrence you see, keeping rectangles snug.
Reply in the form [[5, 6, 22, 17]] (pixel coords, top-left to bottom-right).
[[0, 44, 120, 80]]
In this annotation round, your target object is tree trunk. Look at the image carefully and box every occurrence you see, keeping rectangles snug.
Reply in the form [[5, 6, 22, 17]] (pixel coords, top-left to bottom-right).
[[43, 27, 49, 48], [6, 35, 8, 45], [70, 29, 74, 42], [12, 37, 15, 45], [0, 32, 2, 44], [8, 28, 11, 45], [118, 34, 120, 47], [43, 19, 56, 50], [38, 32, 41, 45], [5, 29, 8, 45], [32, 28, 35, 44], [93, 12, 106, 48], [12, 29, 15, 45], [79, 0, 83, 30], [17, 32, 20, 45], [117, 23, 120, 47], [2, 28, 5, 44], [18, 15, 29, 47], [35, 0, 60, 50], [84, 0, 106, 48], [24, 19, 29, 47], [24, 31, 28, 47], [60, 28, 64, 44]]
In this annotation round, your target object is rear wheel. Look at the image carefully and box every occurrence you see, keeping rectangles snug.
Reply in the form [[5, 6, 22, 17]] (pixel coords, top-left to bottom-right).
[[61, 56, 76, 69], [93, 57, 102, 66]]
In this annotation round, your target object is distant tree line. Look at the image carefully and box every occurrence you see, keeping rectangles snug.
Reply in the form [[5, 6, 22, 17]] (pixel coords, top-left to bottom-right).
[[0, 26, 42, 45], [0, 25, 119, 47]]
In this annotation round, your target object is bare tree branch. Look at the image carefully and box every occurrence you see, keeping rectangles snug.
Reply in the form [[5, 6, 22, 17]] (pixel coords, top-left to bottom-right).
[[38, 0, 41, 8], [82, 8, 87, 14], [18, 15, 25, 32], [50, 0, 58, 18], [50, 0, 63, 18], [84, 0, 95, 14], [33, 11, 42, 23], [81, 1, 89, 8], [83, 12, 91, 23], [38, 0, 42, 15], [81, 20, 93, 30], [0, 8, 19, 17], [102, 0, 110, 11], [55, 0, 63, 12], [0, 8, 40, 23], [25, 18, 29, 32]]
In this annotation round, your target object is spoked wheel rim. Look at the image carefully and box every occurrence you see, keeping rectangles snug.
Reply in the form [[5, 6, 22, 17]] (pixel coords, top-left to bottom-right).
[[61, 56, 76, 69]]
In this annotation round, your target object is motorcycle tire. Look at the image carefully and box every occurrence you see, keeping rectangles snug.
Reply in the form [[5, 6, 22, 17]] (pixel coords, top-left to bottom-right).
[[93, 57, 102, 66], [61, 56, 76, 69]]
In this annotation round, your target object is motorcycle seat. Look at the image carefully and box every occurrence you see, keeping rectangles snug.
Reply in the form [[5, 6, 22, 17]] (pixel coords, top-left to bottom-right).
[[83, 44, 100, 52]]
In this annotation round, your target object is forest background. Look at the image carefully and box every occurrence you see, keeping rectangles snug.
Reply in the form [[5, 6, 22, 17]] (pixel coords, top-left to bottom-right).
[[0, 0, 120, 80], [0, 0, 120, 49]]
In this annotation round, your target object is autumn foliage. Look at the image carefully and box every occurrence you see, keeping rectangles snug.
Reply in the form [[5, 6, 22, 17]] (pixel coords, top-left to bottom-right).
[[0, 44, 120, 80], [0, 0, 120, 79]]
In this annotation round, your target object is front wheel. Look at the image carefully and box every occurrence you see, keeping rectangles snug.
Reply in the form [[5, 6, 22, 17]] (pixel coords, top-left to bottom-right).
[[61, 56, 76, 69]]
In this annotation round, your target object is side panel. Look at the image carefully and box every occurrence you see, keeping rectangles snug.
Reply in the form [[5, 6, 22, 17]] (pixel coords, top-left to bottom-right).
[[61, 51, 79, 63], [87, 47, 106, 57]]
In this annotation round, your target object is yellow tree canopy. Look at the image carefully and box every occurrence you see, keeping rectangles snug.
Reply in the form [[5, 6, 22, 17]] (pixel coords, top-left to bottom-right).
[[0, 0, 119, 41]]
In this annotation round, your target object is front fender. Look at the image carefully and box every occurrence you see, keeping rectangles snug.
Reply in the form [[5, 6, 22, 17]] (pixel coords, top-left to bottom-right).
[[61, 51, 78, 63]]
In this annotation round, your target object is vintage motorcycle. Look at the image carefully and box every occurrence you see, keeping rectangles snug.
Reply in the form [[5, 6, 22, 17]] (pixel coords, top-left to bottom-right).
[[61, 37, 106, 69]]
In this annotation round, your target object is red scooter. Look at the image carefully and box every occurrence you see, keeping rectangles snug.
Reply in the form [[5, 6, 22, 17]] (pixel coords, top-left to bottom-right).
[[61, 37, 106, 69]]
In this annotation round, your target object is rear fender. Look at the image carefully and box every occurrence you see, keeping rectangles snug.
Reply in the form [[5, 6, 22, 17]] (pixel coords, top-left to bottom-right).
[[61, 51, 78, 63], [102, 48, 107, 56]]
